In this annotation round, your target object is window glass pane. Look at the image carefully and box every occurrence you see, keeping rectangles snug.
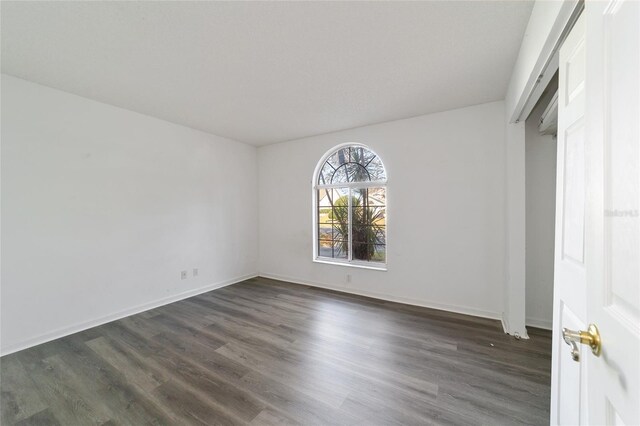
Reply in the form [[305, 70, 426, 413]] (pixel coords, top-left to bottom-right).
[[318, 240, 333, 257], [318, 187, 349, 260], [362, 148, 377, 167], [373, 225, 386, 244], [366, 187, 386, 242], [331, 164, 349, 184], [318, 188, 348, 207], [319, 188, 328, 206], [338, 148, 350, 165], [327, 149, 349, 169], [351, 241, 368, 260], [325, 152, 338, 170], [351, 187, 386, 262], [365, 156, 386, 181], [332, 241, 348, 259], [350, 146, 367, 166], [318, 240, 349, 259], [372, 244, 386, 263], [346, 163, 370, 182], [367, 186, 386, 206], [318, 163, 334, 185], [332, 224, 348, 241]]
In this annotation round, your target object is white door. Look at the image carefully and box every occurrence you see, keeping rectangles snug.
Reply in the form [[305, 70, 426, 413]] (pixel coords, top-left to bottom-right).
[[585, 1, 639, 425], [550, 12, 589, 425], [551, 2, 640, 425]]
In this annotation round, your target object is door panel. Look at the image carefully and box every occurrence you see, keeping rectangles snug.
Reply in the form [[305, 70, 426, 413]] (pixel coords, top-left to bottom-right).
[[603, 0, 639, 328], [585, 1, 640, 424], [551, 12, 587, 425]]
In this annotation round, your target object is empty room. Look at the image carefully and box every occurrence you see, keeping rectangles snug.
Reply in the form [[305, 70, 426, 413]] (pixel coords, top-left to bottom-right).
[[1, 1, 638, 425]]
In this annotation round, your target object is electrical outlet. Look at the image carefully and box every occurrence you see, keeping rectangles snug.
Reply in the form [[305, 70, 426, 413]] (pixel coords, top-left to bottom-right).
[[180, 270, 187, 280], [193, 268, 199, 277]]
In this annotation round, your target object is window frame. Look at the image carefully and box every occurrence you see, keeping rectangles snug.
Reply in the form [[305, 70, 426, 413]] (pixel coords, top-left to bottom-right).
[[312, 143, 388, 271]]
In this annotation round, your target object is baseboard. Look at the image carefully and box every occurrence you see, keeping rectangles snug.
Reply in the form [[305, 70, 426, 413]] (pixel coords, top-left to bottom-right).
[[0, 273, 257, 357], [259, 272, 502, 322], [526, 317, 553, 330]]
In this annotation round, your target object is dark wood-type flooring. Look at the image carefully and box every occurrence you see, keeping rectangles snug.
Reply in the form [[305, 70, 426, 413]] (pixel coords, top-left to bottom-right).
[[1, 277, 552, 425]]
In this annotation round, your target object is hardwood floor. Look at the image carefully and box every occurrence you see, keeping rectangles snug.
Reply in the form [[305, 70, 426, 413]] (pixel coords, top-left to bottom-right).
[[1, 277, 552, 425]]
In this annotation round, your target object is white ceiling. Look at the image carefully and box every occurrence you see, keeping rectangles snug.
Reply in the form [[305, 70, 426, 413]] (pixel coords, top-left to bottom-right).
[[1, 1, 533, 146]]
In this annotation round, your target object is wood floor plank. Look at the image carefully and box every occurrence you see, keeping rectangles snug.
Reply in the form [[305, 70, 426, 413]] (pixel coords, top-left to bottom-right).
[[0, 357, 48, 424], [13, 408, 61, 426], [215, 341, 351, 410], [149, 332, 250, 383], [1, 277, 552, 425], [236, 370, 361, 425], [16, 353, 111, 425], [131, 338, 268, 423], [150, 380, 238, 426], [85, 336, 166, 393], [249, 407, 298, 426], [48, 336, 176, 425]]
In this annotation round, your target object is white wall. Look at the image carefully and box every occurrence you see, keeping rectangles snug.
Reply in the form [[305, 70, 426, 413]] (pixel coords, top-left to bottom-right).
[[1, 75, 258, 355], [525, 86, 557, 330], [258, 101, 507, 319]]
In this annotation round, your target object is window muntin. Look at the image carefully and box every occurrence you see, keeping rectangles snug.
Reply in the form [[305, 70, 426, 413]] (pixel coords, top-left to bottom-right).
[[318, 146, 386, 185], [314, 145, 387, 267]]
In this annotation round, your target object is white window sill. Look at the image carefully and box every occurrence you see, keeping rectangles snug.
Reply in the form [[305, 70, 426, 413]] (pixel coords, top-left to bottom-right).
[[313, 257, 387, 271]]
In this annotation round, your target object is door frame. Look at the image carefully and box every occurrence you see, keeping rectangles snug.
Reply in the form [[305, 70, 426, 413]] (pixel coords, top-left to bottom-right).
[[502, 0, 584, 339]]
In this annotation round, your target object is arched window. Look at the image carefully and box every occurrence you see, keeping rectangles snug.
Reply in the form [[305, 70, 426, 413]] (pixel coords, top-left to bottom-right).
[[313, 144, 387, 268]]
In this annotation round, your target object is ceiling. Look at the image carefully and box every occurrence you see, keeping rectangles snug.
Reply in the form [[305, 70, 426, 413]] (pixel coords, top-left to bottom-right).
[[1, 1, 533, 146]]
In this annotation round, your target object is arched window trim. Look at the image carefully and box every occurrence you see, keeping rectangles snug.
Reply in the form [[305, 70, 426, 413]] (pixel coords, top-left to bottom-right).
[[312, 143, 388, 271]]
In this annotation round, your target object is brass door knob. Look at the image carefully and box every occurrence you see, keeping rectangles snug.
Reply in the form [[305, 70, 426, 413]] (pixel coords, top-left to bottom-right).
[[562, 324, 602, 362]]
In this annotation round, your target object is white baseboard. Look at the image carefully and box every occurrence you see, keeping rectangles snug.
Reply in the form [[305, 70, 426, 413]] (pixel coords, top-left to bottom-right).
[[526, 317, 553, 330], [259, 272, 502, 322], [0, 273, 257, 357]]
